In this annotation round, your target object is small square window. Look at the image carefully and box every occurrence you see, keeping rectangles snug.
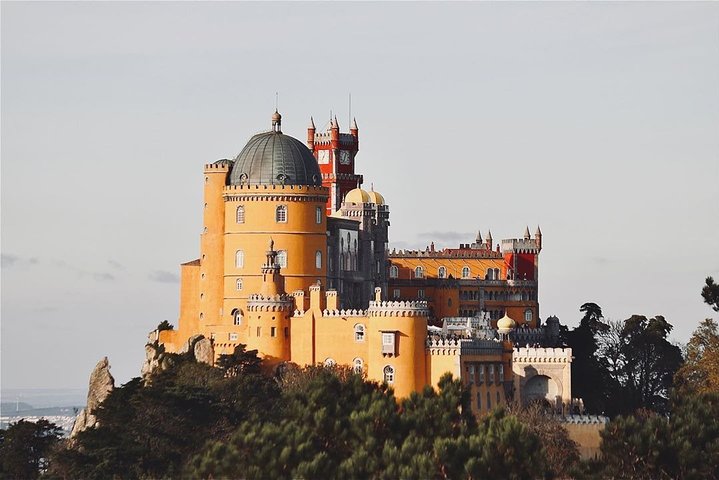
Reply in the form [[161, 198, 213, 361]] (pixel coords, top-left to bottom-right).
[[271, 327, 277, 337]]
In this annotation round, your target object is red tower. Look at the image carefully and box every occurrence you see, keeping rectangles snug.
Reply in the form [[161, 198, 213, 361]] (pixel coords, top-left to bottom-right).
[[308, 116, 363, 214]]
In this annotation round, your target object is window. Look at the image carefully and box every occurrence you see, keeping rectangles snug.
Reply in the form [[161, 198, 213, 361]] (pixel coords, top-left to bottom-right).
[[418, 289, 425, 299], [524, 309, 532, 323], [235, 250, 244, 268], [236, 278, 243, 290], [498, 364, 504, 380], [276, 205, 287, 223], [462, 266, 471, 278], [477, 393, 481, 410], [271, 327, 277, 337], [232, 309, 242, 325], [389, 265, 398, 278], [316, 206, 322, 224], [393, 289, 400, 299], [256, 326, 261, 337], [276, 250, 287, 268], [354, 324, 365, 342], [438, 266, 447, 279], [353, 358, 364, 374], [494, 268, 500, 279], [236, 205, 245, 224], [486, 268, 494, 280], [414, 266, 424, 278], [489, 364, 495, 384], [383, 365, 395, 384], [382, 332, 395, 354], [315, 251, 322, 269], [229, 333, 238, 341], [324, 358, 336, 367], [467, 364, 475, 384], [284, 327, 289, 338], [479, 364, 485, 383]]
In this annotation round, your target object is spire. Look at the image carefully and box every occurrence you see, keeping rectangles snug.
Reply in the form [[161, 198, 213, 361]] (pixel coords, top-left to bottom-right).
[[535, 225, 542, 236], [524, 226, 531, 240], [309, 116, 315, 129], [476, 230, 483, 244], [351, 117, 358, 130]]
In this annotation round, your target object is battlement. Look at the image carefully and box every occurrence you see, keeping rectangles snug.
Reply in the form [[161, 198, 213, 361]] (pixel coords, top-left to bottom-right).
[[321, 308, 367, 317], [367, 300, 429, 317], [223, 184, 328, 193], [513, 347, 573, 363], [204, 161, 233, 171], [501, 238, 540, 254], [389, 247, 502, 259], [247, 293, 294, 312]]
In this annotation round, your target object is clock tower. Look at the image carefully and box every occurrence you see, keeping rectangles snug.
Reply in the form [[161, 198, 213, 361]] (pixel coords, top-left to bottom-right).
[[308, 116, 363, 214]]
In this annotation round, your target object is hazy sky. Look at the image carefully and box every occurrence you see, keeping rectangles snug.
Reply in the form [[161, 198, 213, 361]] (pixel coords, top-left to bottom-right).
[[2, 2, 718, 390]]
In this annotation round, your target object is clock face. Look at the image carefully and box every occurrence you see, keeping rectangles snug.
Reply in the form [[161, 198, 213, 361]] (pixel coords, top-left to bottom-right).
[[318, 150, 330, 164], [339, 150, 351, 165]]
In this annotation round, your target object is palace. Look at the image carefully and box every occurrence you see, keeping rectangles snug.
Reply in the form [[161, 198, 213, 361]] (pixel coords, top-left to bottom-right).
[[154, 111, 573, 415]]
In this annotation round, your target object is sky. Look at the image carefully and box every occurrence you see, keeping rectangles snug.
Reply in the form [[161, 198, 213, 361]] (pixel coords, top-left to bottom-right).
[[2, 2, 718, 391]]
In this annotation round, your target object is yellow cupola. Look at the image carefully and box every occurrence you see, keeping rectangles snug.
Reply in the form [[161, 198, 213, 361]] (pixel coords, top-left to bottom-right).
[[345, 187, 371, 204]]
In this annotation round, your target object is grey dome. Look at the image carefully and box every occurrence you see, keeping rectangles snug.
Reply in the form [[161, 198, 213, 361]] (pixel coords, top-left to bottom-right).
[[229, 131, 321, 186]]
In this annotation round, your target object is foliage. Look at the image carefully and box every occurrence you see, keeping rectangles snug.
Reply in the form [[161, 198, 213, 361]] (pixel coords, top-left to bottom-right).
[[702, 276, 719, 312], [156, 320, 174, 331], [674, 318, 719, 394], [0, 419, 62, 480], [564, 303, 612, 414], [507, 402, 581, 479], [189, 371, 547, 480], [50, 350, 279, 479], [599, 392, 719, 480]]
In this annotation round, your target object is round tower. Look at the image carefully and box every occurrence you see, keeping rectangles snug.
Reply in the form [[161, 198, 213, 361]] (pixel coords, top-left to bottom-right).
[[367, 292, 429, 399], [222, 112, 329, 326]]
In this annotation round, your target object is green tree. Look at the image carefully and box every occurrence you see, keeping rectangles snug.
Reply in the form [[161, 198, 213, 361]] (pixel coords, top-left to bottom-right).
[[620, 315, 683, 413], [702, 276, 719, 312], [0, 419, 62, 480], [565, 303, 612, 414], [156, 320, 173, 331]]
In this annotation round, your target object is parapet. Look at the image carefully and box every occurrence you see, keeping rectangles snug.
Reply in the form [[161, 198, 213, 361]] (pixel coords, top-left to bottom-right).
[[320, 308, 367, 318], [247, 293, 295, 312], [513, 347, 573, 363], [501, 238, 540, 254], [367, 300, 429, 317]]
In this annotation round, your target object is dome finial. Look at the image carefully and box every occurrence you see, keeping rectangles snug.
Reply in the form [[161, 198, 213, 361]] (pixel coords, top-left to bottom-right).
[[271, 110, 282, 133]]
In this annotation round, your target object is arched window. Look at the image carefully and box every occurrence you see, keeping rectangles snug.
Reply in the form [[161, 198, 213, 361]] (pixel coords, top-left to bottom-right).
[[275, 205, 287, 223], [494, 268, 500, 279], [315, 206, 322, 224], [231, 309, 242, 325], [236, 205, 245, 224], [438, 266, 447, 279], [383, 365, 395, 384], [524, 309, 532, 323], [353, 358, 364, 374], [324, 358, 336, 367], [315, 251, 322, 269], [448, 298, 452, 307], [276, 250, 287, 268], [389, 265, 399, 278], [486, 268, 494, 280], [235, 250, 244, 268], [354, 324, 365, 342], [462, 266, 471, 278], [236, 278, 243, 290], [414, 266, 424, 279]]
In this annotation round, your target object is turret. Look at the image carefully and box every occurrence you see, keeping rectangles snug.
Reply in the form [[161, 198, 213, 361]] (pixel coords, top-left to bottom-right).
[[330, 116, 339, 148], [486, 230, 493, 250], [307, 117, 315, 150], [535, 225, 542, 251], [524, 226, 531, 241], [260, 239, 284, 297], [350, 117, 359, 139]]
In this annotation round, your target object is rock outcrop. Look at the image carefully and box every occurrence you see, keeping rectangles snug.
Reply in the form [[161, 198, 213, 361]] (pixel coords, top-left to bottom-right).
[[70, 357, 115, 438], [142, 334, 214, 379]]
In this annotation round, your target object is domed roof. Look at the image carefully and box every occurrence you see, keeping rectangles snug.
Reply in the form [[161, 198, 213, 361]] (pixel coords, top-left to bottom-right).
[[229, 114, 321, 187], [367, 190, 385, 205], [345, 188, 370, 204], [497, 313, 517, 333]]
